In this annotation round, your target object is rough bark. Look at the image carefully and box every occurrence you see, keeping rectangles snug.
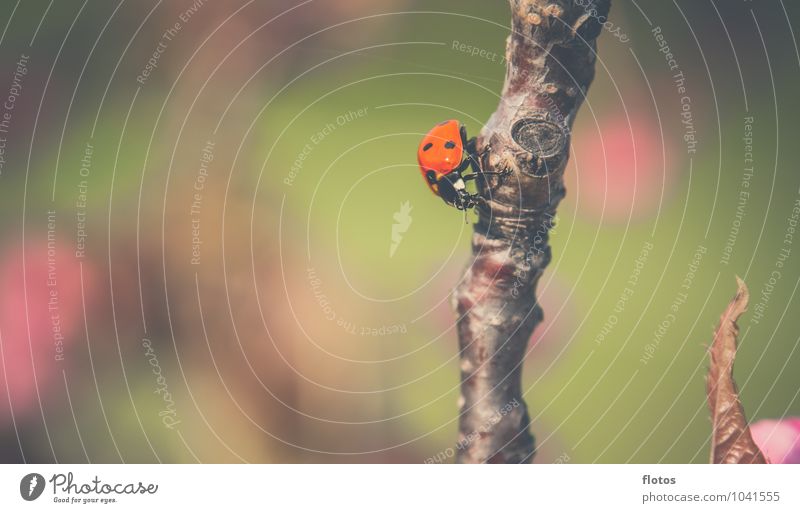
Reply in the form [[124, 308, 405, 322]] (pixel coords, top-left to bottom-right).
[[453, 0, 610, 464], [706, 278, 767, 464]]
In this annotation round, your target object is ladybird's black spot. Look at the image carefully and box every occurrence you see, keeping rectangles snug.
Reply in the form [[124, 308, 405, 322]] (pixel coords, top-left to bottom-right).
[[444, 140, 456, 149], [422, 142, 433, 152], [425, 170, 437, 184]]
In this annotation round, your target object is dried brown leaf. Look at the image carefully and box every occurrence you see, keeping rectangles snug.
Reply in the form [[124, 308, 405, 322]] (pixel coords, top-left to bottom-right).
[[706, 277, 767, 464]]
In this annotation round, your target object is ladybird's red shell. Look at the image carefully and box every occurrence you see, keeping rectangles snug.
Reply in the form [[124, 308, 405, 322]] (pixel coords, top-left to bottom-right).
[[417, 120, 464, 194]]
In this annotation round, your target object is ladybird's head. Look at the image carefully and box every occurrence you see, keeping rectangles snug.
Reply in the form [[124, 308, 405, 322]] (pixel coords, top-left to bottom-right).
[[436, 172, 475, 211]]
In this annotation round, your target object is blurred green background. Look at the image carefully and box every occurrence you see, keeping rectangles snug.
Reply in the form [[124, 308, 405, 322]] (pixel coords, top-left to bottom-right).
[[0, 0, 798, 463]]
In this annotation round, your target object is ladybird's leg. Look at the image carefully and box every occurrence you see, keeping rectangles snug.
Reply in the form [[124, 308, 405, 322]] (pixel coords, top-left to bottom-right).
[[455, 191, 472, 211], [468, 153, 483, 176], [460, 126, 484, 167], [463, 193, 483, 210], [462, 170, 510, 181], [470, 171, 510, 177], [464, 135, 476, 154], [465, 137, 498, 176], [459, 137, 481, 176], [460, 134, 480, 173], [455, 157, 472, 175], [468, 161, 512, 179], [465, 137, 492, 160]]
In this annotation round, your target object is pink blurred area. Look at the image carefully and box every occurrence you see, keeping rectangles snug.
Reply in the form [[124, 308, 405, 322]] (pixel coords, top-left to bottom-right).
[[568, 110, 670, 223], [0, 240, 94, 420], [750, 418, 800, 464]]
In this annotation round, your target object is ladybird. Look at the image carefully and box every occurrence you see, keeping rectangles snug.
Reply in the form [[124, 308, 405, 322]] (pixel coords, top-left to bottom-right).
[[417, 120, 504, 210]]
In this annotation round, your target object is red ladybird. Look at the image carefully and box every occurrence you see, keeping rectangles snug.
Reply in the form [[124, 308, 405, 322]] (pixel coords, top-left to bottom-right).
[[417, 120, 503, 210]]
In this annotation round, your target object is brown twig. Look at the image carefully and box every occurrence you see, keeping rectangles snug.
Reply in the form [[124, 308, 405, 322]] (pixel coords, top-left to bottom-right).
[[452, 0, 610, 464], [706, 277, 767, 464]]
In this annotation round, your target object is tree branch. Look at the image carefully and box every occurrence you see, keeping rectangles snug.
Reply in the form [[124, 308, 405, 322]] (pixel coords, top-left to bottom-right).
[[453, 0, 610, 464], [706, 278, 767, 464]]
